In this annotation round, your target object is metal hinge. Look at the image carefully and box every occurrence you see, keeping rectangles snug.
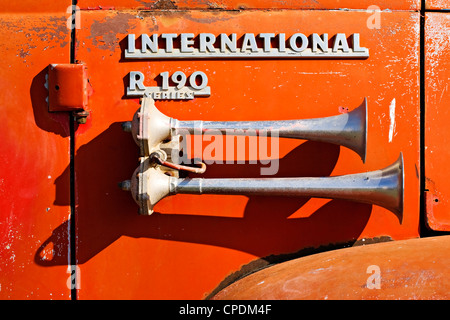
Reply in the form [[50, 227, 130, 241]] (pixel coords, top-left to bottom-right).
[[47, 63, 90, 124]]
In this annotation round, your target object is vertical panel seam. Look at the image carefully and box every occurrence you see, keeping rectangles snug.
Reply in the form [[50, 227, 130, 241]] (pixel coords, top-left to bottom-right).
[[69, 0, 78, 301]]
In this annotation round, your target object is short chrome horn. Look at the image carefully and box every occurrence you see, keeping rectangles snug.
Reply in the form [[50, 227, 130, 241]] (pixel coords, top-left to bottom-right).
[[123, 97, 368, 163], [120, 153, 404, 222]]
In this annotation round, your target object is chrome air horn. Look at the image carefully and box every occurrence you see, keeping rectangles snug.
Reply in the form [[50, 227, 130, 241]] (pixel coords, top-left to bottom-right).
[[122, 97, 368, 163], [119, 153, 404, 222]]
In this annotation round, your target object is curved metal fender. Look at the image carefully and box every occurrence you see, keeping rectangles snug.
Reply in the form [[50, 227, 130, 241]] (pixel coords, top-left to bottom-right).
[[210, 236, 450, 300]]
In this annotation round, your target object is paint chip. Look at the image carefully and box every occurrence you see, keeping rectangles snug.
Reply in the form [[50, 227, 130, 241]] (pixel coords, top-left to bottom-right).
[[389, 98, 396, 142]]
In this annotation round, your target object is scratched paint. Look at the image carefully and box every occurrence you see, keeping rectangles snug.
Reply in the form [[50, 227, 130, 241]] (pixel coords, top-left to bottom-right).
[[0, 12, 71, 299], [0, 15, 68, 65], [425, 13, 450, 231], [388, 98, 396, 143], [77, 0, 421, 10], [86, 12, 136, 51], [426, 0, 450, 9]]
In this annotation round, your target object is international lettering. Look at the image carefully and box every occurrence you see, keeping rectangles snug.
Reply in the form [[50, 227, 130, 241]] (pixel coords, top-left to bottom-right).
[[125, 32, 369, 59]]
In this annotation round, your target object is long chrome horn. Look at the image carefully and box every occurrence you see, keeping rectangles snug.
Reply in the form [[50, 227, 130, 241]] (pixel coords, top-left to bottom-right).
[[123, 97, 368, 163], [120, 153, 404, 222]]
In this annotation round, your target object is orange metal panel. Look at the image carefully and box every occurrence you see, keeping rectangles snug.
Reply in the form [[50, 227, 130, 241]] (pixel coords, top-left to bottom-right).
[[0, 0, 70, 12], [0, 13, 72, 299], [424, 13, 450, 231], [72, 9, 420, 299], [425, 0, 450, 9], [211, 236, 450, 300], [78, 0, 421, 10]]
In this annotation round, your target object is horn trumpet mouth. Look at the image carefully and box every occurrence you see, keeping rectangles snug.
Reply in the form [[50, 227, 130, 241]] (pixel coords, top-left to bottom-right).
[[353, 97, 368, 163], [388, 153, 404, 223]]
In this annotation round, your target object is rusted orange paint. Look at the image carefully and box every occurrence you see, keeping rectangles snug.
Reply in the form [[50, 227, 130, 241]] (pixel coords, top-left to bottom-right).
[[5, 0, 450, 301], [0, 12, 71, 299], [425, 0, 450, 9], [78, 0, 421, 10], [424, 13, 450, 231], [0, 1, 70, 12], [211, 236, 450, 300], [70, 9, 421, 299]]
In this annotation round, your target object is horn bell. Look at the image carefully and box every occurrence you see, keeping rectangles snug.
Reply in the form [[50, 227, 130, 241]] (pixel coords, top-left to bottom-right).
[[339, 97, 367, 163], [365, 152, 404, 223]]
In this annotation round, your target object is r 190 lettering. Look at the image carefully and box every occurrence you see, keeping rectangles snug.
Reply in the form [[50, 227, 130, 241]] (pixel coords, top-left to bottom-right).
[[160, 71, 208, 90]]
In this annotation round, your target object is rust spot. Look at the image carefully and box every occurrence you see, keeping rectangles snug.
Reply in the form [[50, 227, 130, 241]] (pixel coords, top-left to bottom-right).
[[135, 10, 161, 30], [135, 0, 157, 8], [0, 15, 68, 63], [87, 13, 135, 52], [30, 16, 68, 44], [425, 192, 439, 219], [237, 3, 249, 10], [183, 0, 224, 9], [18, 47, 34, 59], [182, 11, 236, 24], [152, 0, 178, 9], [86, 6, 116, 10]]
